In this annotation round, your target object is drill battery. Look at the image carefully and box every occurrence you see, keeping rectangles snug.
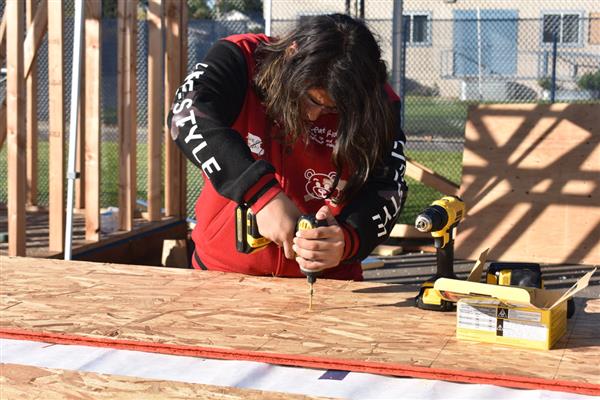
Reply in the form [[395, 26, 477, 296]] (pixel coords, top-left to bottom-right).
[[235, 204, 271, 254], [486, 262, 543, 288], [486, 262, 575, 318]]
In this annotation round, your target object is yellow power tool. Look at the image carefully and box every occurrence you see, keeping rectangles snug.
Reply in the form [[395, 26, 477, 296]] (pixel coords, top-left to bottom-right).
[[414, 195, 465, 311], [235, 205, 326, 310]]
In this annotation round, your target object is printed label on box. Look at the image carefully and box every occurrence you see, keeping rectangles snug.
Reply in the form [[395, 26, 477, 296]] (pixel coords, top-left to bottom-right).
[[458, 303, 496, 332], [508, 309, 542, 322], [500, 320, 548, 341]]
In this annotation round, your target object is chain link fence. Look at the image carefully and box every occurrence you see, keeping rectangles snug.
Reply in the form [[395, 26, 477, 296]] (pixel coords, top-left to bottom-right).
[[2, 1, 598, 229]]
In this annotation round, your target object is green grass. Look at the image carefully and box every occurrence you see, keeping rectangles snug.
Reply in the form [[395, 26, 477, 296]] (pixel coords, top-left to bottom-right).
[[404, 95, 471, 137]]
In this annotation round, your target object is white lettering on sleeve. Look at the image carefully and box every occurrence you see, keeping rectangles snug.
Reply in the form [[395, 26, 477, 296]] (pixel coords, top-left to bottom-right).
[[172, 98, 192, 115], [176, 109, 197, 128], [202, 157, 221, 175]]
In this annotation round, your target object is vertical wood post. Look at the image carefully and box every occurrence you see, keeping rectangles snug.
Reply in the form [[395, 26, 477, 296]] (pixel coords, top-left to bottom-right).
[[47, 1, 65, 252], [75, 46, 86, 210], [179, 4, 188, 217], [26, 0, 38, 206], [84, 0, 101, 241], [6, 0, 26, 255], [118, 0, 137, 231], [164, 0, 184, 218], [147, 0, 163, 222]]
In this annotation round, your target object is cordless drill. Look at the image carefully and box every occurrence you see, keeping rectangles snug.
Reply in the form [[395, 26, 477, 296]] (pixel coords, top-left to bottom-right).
[[414, 195, 466, 311], [296, 215, 328, 311], [235, 206, 326, 310]]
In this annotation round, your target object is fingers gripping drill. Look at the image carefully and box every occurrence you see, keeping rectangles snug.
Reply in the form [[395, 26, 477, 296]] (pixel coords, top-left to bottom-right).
[[235, 205, 326, 310]]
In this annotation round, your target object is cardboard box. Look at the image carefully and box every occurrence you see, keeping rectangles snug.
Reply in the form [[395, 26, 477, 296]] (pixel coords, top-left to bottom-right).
[[433, 250, 596, 350]]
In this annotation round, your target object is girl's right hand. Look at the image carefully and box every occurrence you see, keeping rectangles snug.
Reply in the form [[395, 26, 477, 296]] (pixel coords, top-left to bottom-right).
[[255, 192, 302, 260]]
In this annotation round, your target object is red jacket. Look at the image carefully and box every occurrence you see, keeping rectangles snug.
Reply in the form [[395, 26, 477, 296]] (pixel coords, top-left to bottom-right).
[[169, 34, 407, 280]]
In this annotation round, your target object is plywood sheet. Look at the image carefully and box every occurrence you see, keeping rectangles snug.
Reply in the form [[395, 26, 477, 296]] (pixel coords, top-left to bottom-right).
[[457, 103, 600, 265], [1, 257, 599, 392], [0, 363, 322, 399]]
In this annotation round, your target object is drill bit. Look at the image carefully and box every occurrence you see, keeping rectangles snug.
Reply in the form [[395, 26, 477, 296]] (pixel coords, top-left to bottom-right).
[[306, 273, 317, 311]]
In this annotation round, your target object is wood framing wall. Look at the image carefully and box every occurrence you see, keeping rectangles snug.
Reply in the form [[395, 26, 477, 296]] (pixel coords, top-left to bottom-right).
[[1, 2, 187, 257], [457, 103, 600, 265]]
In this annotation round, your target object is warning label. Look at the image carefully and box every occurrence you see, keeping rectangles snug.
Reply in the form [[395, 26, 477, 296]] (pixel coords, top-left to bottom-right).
[[459, 302, 548, 342], [458, 303, 496, 332]]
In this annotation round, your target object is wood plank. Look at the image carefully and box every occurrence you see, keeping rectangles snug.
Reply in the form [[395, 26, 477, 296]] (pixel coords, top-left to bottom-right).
[[147, 0, 163, 222], [0, 8, 6, 63], [371, 244, 403, 256], [389, 223, 429, 238], [84, 0, 101, 242], [179, 4, 188, 217], [117, 0, 137, 231], [405, 157, 459, 196], [164, 0, 183, 218], [26, 0, 38, 207], [456, 104, 600, 265], [1, 257, 598, 389], [6, 1, 26, 255], [75, 50, 86, 210], [23, 0, 47, 80], [0, 98, 6, 149], [47, 2, 64, 252], [1, 364, 320, 399]]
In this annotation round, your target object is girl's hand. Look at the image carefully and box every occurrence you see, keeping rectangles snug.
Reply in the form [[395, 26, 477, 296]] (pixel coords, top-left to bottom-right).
[[255, 192, 302, 260], [293, 205, 345, 272]]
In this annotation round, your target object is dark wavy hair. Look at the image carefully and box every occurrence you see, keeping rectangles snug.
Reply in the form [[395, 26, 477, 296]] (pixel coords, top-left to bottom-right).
[[254, 13, 396, 204]]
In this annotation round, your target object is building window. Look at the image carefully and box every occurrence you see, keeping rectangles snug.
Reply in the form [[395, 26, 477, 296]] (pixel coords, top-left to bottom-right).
[[402, 13, 432, 45], [542, 12, 583, 45]]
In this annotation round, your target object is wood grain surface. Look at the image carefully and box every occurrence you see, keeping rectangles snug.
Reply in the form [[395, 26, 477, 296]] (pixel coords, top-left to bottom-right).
[[1, 256, 599, 388], [0, 363, 324, 399]]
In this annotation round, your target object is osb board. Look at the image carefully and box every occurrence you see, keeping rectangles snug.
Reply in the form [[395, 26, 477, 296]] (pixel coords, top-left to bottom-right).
[[0, 364, 324, 400], [456, 103, 600, 265], [1, 257, 599, 388]]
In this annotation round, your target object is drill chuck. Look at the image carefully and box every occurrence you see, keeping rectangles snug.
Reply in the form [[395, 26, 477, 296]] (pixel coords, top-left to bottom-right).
[[415, 205, 448, 233]]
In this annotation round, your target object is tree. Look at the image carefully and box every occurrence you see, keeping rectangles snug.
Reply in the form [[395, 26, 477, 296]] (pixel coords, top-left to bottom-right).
[[216, 0, 263, 16], [188, 0, 213, 20]]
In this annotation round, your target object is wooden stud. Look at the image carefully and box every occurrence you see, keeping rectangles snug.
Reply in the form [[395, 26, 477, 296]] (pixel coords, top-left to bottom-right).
[[0, 98, 6, 149], [179, 3, 188, 217], [47, 1, 65, 252], [75, 38, 86, 210], [147, 0, 163, 222], [164, 0, 183, 218], [405, 158, 460, 196], [6, 0, 26, 255], [0, 10, 6, 63], [26, 0, 39, 207], [117, 0, 137, 231], [84, 0, 101, 241], [23, 0, 47, 80]]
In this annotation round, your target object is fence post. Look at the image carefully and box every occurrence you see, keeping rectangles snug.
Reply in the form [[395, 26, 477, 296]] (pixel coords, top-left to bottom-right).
[[551, 33, 558, 103], [400, 17, 409, 130], [391, 0, 405, 128]]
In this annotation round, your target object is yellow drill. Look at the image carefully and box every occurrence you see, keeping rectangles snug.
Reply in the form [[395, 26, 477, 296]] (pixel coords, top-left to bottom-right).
[[414, 195, 466, 311]]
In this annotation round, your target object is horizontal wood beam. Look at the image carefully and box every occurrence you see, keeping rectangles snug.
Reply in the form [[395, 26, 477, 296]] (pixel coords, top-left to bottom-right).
[[390, 223, 430, 238], [406, 157, 460, 196]]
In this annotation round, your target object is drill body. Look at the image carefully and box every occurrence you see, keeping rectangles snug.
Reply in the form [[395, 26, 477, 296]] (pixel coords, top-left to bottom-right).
[[414, 196, 466, 311]]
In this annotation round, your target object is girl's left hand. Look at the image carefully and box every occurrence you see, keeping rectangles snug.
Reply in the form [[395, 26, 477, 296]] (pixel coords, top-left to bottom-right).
[[292, 205, 345, 272]]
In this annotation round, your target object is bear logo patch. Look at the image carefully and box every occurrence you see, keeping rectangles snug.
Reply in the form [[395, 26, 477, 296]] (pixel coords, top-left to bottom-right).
[[304, 169, 345, 203]]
